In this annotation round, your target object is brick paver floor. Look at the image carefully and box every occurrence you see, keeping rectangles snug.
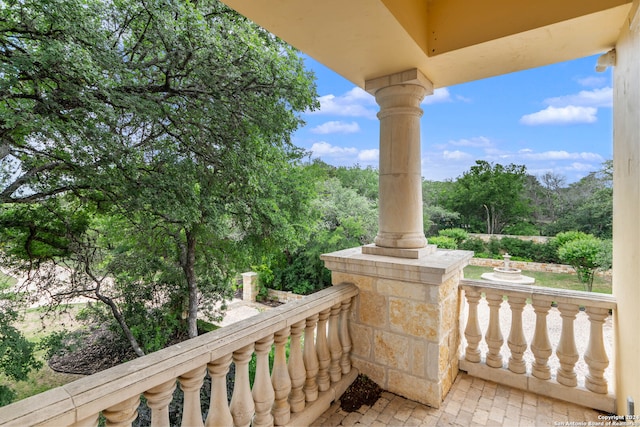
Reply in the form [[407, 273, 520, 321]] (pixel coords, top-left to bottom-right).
[[313, 372, 607, 426]]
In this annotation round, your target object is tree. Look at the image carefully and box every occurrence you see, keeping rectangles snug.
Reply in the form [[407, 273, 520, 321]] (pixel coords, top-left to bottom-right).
[[558, 236, 607, 292], [546, 161, 612, 238], [445, 161, 532, 234], [0, 0, 318, 352]]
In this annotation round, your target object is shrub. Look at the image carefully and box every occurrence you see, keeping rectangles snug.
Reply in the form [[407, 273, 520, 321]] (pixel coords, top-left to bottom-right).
[[558, 237, 603, 292], [500, 237, 534, 259], [503, 222, 539, 236], [438, 228, 468, 245], [428, 236, 457, 249], [488, 237, 501, 256], [460, 237, 486, 253], [553, 231, 593, 248]]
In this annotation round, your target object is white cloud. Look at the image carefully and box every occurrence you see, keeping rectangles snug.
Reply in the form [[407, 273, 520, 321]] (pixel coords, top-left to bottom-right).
[[309, 87, 377, 119], [309, 141, 378, 165], [448, 136, 493, 148], [311, 121, 360, 134], [357, 149, 379, 162], [520, 106, 597, 125], [544, 87, 612, 108], [310, 141, 358, 156], [519, 150, 604, 161], [422, 88, 451, 105], [577, 76, 607, 87], [443, 150, 472, 160]]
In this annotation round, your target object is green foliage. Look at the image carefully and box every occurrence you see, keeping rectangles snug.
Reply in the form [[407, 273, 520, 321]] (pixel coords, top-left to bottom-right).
[[438, 228, 468, 245], [459, 237, 486, 253], [0, 0, 319, 352], [553, 231, 593, 248], [0, 385, 16, 406], [0, 303, 42, 403], [558, 237, 606, 292], [502, 222, 539, 236], [445, 161, 532, 234], [37, 330, 83, 360], [488, 237, 501, 255], [428, 236, 457, 249], [264, 167, 378, 295]]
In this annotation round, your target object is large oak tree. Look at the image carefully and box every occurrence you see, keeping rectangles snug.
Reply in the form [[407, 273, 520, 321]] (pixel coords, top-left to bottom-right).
[[0, 0, 318, 354]]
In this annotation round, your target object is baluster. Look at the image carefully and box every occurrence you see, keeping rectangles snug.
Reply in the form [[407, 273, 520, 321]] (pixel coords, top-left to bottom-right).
[[253, 335, 275, 427], [205, 354, 233, 427], [463, 289, 482, 363], [316, 308, 331, 392], [507, 295, 527, 374], [272, 327, 292, 425], [103, 395, 139, 427], [328, 303, 343, 382], [531, 298, 553, 380], [584, 306, 610, 393], [556, 303, 580, 387], [179, 366, 206, 427], [230, 344, 255, 427], [485, 292, 504, 368], [339, 298, 353, 374], [144, 379, 176, 427], [303, 314, 319, 402], [288, 320, 306, 412]]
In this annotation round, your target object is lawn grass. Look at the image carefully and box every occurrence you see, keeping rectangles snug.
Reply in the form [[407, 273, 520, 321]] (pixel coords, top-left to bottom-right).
[[463, 264, 612, 294]]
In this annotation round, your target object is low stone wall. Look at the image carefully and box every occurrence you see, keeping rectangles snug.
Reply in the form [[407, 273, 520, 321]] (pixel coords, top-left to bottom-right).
[[469, 257, 574, 274], [266, 288, 305, 303], [469, 233, 551, 244], [469, 258, 612, 279]]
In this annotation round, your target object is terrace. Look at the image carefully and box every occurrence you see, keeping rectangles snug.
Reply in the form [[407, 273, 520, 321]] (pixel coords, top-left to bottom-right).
[[0, 0, 638, 425]]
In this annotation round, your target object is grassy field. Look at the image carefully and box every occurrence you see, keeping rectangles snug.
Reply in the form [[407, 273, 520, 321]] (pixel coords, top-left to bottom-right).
[[463, 265, 613, 294]]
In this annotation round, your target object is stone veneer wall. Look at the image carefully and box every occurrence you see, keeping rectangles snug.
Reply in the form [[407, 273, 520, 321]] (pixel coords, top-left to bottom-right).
[[321, 247, 473, 409]]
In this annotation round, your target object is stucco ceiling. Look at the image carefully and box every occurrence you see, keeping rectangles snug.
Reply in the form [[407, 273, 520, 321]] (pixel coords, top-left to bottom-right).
[[220, 0, 632, 88]]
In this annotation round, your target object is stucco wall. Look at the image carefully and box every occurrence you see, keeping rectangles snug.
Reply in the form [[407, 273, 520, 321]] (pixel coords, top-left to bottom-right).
[[613, 0, 640, 415]]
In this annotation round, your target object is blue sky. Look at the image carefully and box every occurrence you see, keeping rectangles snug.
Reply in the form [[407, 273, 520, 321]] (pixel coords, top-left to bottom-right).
[[293, 54, 613, 184]]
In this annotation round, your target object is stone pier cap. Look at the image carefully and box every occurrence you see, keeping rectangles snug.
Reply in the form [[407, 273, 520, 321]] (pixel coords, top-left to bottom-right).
[[321, 246, 474, 285]]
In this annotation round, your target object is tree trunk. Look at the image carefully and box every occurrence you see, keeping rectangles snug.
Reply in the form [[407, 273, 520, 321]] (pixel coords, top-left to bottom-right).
[[84, 265, 146, 357], [182, 229, 199, 338], [95, 291, 146, 357]]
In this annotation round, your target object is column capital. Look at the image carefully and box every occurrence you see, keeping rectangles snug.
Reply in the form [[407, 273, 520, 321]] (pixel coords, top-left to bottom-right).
[[365, 68, 434, 96]]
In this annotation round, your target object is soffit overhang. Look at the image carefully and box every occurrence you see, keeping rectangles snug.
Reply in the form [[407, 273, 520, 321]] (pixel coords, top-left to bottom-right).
[[220, 0, 633, 88]]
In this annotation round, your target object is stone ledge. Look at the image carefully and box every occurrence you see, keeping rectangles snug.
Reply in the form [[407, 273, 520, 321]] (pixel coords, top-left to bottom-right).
[[361, 243, 436, 259], [321, 246, 473, 285]]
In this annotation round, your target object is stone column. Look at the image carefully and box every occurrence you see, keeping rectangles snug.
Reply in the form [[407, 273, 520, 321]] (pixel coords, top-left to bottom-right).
[[364, 69, 434, 258]]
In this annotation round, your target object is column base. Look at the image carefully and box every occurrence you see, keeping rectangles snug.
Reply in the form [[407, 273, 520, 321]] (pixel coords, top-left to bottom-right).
[[374, 232, 428, 250], [362, 243, 436, 259]]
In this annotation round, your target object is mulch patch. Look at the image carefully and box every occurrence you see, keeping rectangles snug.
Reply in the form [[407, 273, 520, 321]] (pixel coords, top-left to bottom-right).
[[339, 374, 383, 412]]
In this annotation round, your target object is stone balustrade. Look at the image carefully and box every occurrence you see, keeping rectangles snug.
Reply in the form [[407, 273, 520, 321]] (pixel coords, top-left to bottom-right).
[[0, 283, 359, 427], [459, 279, 616, 413]]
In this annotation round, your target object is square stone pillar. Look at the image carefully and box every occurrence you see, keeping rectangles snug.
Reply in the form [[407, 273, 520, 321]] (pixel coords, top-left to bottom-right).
[[321, 247, 473, 408], [242, 271, 259, 301]]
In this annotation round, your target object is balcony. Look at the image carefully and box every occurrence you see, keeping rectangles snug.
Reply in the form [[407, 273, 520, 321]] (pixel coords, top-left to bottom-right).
[[0, 259, 617, 427]]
